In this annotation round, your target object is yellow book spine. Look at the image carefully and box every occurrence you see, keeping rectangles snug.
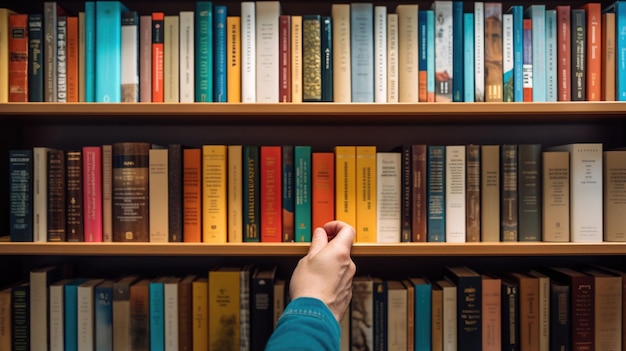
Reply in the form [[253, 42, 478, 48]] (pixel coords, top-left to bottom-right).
[[334, 146, 356, 227], [209, 269, 241, 350], [356, 146, 377, 242], [0, 9, 16, 103], [227, 16, 241, 102], [291, 15, 302, 103], [192, 279, 208, 351], [202, 145, 227, 243]]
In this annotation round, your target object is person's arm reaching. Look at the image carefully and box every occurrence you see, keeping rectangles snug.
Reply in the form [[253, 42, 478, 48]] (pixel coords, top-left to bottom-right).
[[265, 221, 357, 351]]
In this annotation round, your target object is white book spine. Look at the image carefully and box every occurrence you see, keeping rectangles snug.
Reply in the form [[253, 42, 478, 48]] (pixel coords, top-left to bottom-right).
[[396, 5, 419, 102], [179, 11, 195, 102], [121, 14, 139, 102], [164, 16, 180, 102], [164, 281, 179, 351], [49, 284, 65, 351], [33, 147, 48, 242], [387, 13, 399, 103], [474, 2, 485, 102], [241, 2, 256, 102], [332, 4, 351, 102], [255, 1, 281, 102], [77, 286, 95, 351], [102, 145, 113, 242], [387, 286, 407, 351], [442, 285, 458, 351], [149, 148, 169, 242], [376, 153, 401, 242], [503, 13, 514, 96], [445, 145, 466, 242], [291, 15, 303, 103], [374, 6, 387, 103], [228, 145, 243, 242]]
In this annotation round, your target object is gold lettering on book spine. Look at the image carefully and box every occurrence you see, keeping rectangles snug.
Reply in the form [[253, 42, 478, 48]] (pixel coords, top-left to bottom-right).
[[302, 18, 321, 101]]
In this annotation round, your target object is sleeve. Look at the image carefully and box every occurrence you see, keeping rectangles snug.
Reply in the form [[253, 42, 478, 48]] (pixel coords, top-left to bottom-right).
[[264, 297, 341, 351]]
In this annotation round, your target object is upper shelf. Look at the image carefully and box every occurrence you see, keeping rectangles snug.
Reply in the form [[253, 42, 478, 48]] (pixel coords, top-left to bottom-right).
[[1, 102, 625, 124], [1, 241, 626, 257]]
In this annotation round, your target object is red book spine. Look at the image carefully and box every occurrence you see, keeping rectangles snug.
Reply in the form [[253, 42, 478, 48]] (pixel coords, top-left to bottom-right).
[[261, 146, 282, 242], [582, 3, 602, 101], [557, 6, 571, 101], [279, 15, 291, 103], [312, 152, 335, 230], [9, 14, 28, 102], [66, 16, 78, 102], [152, 12, 164, 103], [83, 146, 103, 242]]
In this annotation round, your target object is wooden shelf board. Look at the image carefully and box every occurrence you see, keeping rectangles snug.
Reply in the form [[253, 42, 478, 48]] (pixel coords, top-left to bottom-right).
[[0, 241, 624, 256]]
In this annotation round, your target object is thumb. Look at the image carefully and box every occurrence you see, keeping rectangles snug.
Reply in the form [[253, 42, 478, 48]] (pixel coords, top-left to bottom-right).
[[308, 227, 329, 257]]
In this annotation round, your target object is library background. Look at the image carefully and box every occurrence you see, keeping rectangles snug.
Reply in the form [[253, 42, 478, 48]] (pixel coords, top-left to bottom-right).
[[1, 0, 626, 350]]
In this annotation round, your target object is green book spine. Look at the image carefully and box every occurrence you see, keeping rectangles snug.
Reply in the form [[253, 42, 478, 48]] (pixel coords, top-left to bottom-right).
[[195, 1, 213, 102], [295, 146, 312, 242]]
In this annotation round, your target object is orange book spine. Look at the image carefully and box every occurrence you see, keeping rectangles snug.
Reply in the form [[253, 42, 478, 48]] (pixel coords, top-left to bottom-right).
[[582, 3, 602, 101], [152, 12, 164, 103], [66, 16, 78, 102], [261, 146, 282, 242], [419, 71, 427, 102], [8, 14, 28, 102], [312, 152, 335, 230], [183, 148, 202, 242]]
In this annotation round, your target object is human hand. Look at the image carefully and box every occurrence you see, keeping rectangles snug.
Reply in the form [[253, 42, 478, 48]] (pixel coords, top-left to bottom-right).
[[289, 220, 357, 322]]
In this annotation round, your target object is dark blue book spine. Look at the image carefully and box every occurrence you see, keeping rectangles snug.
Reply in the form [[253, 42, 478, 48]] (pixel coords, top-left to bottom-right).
[[501, 280, 519, 351], [213, 5, 227, 102], [550, 282, 570, 351], [445, 268, 482, 351], [373, 279, 387, 351], [9, 150, 33, 242], [427, 146, 445, 242], [28, 14, 44, 102], [321, 16, 333, 102], [452, 1, 464, 102]]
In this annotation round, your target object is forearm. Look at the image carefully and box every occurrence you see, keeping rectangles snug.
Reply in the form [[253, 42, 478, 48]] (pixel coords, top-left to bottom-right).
[[265, 297, 341, 351]]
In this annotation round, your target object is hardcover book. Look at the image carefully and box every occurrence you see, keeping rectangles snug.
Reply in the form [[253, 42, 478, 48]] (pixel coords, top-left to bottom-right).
[[432, 0, 453, 102], [47, 148, 66, 242], [279, 15, 291, 102], [192, 278, 208, 350], [56, 16, 67, 102], [525, 5, 547, 102], [501, 144, 518, 242], [556, 6, 571, 101], [9, 150, 33, 242], [445, 266, 482, 350], [485, 1, 504, 102], [291, 15, 303, 103], [202, 145, 227, 243], [163, 14, 179, 100], [66, 15, 77, 102], [411, 277, 432, 350], [427, 145, 445, 242], [581, 3, 602, 101], [121, 11, 138, 102], [95, 1, 128, 102], [243, 145, 260, 242], [209, 267, 241, 350], [452, 1, 464, 102], [351, 276, 374, 351], [412, 144, 427, 242], [312, 152, 335, 231], [522, 18, 533, 102], [605, 1, 626, 100], [255, 1, 281, 102], [149, 148, 169, 242], [351, 2, 374, 102], [508, 5, 524, 102], [466, 144, 480, 242], [294, 146, 312, 242], [302, 15, 322, 102], [152, 12, 165, 102], [112, 275, 140, 351], [527, 270, 550, 351], [571, 9, 586, 101], [387, 12, 398, 102], [139, 15, 151, 102], [28, 13, 44, 102], [356, 146, 377, 242], [66, 150, 83, 242], [464, 13, 475, 102], [241, 1, 255, 102], [8, 14, 28, 102], [168, 144, 183, 242], [509, 272, 540, 351], [321, 16, 333, 102], [437, 279, 458, 351], [332, 4, 351, 102], [33, 147, 49, 242], [542, 151, 570, 242], [261, 146, 282, 242], [550, 281, 570, 351], [481, 275, 501, 351], [77, 278, 104, 350], [500, 279, 519, 351], [12, 282, 30, 351], [602, 12, 616, 101], [603, 150, 626, 241], [334, 146, 356, 226], [213, 6, 227, 102], [445, 145, 466, 243], [94, 280, 113, 351], [546, 10, 557, 102], [228, 145, 243, 242], [502, 13, 514, 102], [195, 1, 213, 102], [183, 148, 202, 242], [376, 152, 401, 242], [386, 281, 407, 351], [83, 146, 102, 242], [474, 2, 485, 102], [517, 144, 542, 242], [480, 145, 500, 242], [180, 11, 195, 102], [130, 279, 150, 351], [374, 6, 387, 103], [251, 267, 276, 351], [281, 145, 295, 242], [583, 268, 622, 351]]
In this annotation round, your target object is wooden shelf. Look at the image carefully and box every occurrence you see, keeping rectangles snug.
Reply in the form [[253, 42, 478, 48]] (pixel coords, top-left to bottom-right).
[[0, 102, 625, 123], [1, 241, 625, 257]]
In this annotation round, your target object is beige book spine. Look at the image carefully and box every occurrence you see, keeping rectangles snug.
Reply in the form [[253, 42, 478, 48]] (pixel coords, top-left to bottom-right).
[[604, 150, 626, 241], [542, 151, 570, 242], [331, 4, 351, 102], [149, 148, 169, 242], [481, 145, 500, 241], [396, 4, 419, 102], [164, 15, 179, 102]]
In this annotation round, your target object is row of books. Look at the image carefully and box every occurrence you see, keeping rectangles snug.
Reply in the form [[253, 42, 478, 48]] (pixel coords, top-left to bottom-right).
[[3, 0, 626, 103], [8, 142, 621, 244], [3, 263, 624, 351]]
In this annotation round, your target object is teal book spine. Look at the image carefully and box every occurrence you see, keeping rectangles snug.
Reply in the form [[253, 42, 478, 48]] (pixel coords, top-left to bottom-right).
[[243, 145, 260, 242], [149, 281, 165, 351], [85, 2, 95, 102], [295, 146, 312, 242], [617, 2, 626, 101], [427, 146, 445, 242], [321, 16, 333, 102], [426, 10, 435, 101], [452, 1, 464, 102], [546, 10, 557, 102], [195, 1, 213, 102], [350, 3, 374, 102], [9, 150, 33, 242], [95, 1, 127, 102], [508, 5, 524, 102], [213, 5, 227, 102], [464, 13, 475, 102], [95, 282, 113, 351], [414, 281, 432, 350], [64, 278, 89, 351], [525, 5, 546, 102], [282, 145, 295, 242]]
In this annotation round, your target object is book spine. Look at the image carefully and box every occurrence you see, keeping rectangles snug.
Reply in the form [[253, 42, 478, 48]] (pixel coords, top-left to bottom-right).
[[481, 277, 501, 351], [426, 10, 435, 102], [302, 15, 322, 102], [241, 1, 255, 103], [523, 19, 533, 102], [433, 1, 453, 102], [139, 15, 152, 102], [95, 1, 125, 102], [397, 5, 419, 103], [583, 3, 602, 101], [510, 5, 524, 102], [334, 146, 356, 226], [571, 9, 586, 101], [83, 147, 102, 242], [374, 6, 387, 103], [480, 145, 500, 242], [281, 145, 295, 242], [84, 2, 95, 102], [28, 14, 44, 102], [466, 144, 480, 242], [9, 150, 33, 242], [550, 282, 570, 351], [202, 145, 227, 243], [474, 2, 485, 102], [376, 152, 401, 243], [12, 284, 30, 351], [351, 3, 374, 102], [557, 6, 571, 101], [195, 1, 213, 102], [291, 15, 303, 103], [191, 280, 208, 350], [213, 6, 227, 102], [331, 4, 351, 102], [414, 282, 432, 350], [149, 282, 165, 351], [33, 147, 48, 242], [502, 13, 514, 102], [168, 145, 183, 242], [427, 146, 445, 242], [43, 2, 58, 102], [243, 146, 260, 242], [56, 16, 67, 102], [356, 146, 377, 242], [452, 1, 464, 102], [602, 12, 616, 101], [387, 13, 398, 103], [321, 16, 333, 102], [121, 11, 139, 102], [9, 14, 28, 102], [47, 149, 66, 242], [411, 145, 427, 242], [528, 5, 547, 102], [485, 2, 503, 102], [183, 148, 202, 242], [501, 144, 518, 241], [501, 281, 519, 351], [78, 11, 86, 101], [130, 281, 150, 351], [546, 10, 558, 102], [464, 13, 475, 102], [604, 151, 626, 241], [149, 148, 169, 243], [151, 12, 164, 103], [251, 271, 275, 351], [261, 146, 282, 242], [164, 15, 179, 103], [373, 280, 387, 351], [400, 146, 412, 242], [418, 10, 428, 102], [228, 145, 243, 242], [255, 1, 281, 102], [102, 145, 113, 242], [616, 2, 626, 101], [312, 153, 335, 231], [542, 151, 570, 242], [279, 15, 291, 103], [517, 144, 542, 242], [445, 146, 466, 243], [227, 15, 241, 102], [66, 16, 78, 102], [179, 11, 194, 103], [94, 284, 113, 351], [294, 146, 312, 242], [571, 276, 595, 350]]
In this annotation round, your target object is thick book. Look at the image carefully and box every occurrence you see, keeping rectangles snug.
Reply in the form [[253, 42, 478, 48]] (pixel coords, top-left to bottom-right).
[[202, 145, 227, 243], [95, 1, 128, 102], [65, 150, 84, 242], [509, 272, 540, 351], [582, 3, 602, 101], [243, 145, 260, 242], [227, 15, 240, 102], [351, 2, 374, 102], [356, 146, 377, 242], [374, 6, 387, 103], [332, 4, 351, 102], [77, 279, 104, 350], [549, 143, 603, 242], [281, 145, 295, 242], [112, 142, 150, 242], [302, 15, 322, 102], [47, 148, 66, 242], [113, 275, 140, 351], [182, 148, 201, 242], [351, 276, 374, 350], [517, 144, 542, 242], [387, 281, 407, 351], [525, 5, 547, 101], [542, 151, 570, 242], [557, 6, 571, 101], [168, 144, 183, 242], [151, 12, 165, 103], [228, 145, 243, 242], [427, 145, 445, 242], [480, 145, 500, 242], [466, 144, 480, 242], [582, 268, 622, 351], [149, 277, 166, 351], [251, 268, 275, 351], [294, 146, 312, 242], [481, 275, 501, 351], [8, 14, 28, 102], [12, 282, 30, 351], [412, 144, 427, 242], [312, 152, 335, 231], [334, 146, 356, 226], [121, 11, 139, 102], [445, 266, 482, 350], [501, 144, 518, 241], [571, 9, 586, 101], [9, 150, 33, 242], [240, 1, 255, 102], [28, 13, 43, 102], [213, 6, 227, 102], [432, 0, 453, 102], [195, 1, 213, 102], [376, 152, 401, 242], [130, 279, 150, 351], [260, 146, 282, 242], [149, 148, 169, 242], [83, 146, 102, 242], [255, 1, 281, 102], [603, 150, 626, 241], [30, 265, 62, 351], [209, 267, 241, 350], [445, 145, 466, 243]]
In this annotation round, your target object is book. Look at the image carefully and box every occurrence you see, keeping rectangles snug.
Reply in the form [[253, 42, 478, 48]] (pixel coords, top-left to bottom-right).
[[227, 15, 241, 102], [387, 12, 398, 103], [372, 277, 387, 350], [437, 279, 458, 351], [149, 277, 166, 351], [401, 280, 415, 351], [84, 2, 94, 101], [168, 144, 183, 242], [607, 1, 626, 101], [522, 18, 533, 101], [49, 278, 70, 351], [130, 279, 150, 351], [509, 272, 540, 351], [445, 145, 466, 243], [557, 5, 571, 101], [433, 0, 453, 102], [209, 267, 241, 350], [481, 275, 501, 351], [464, 13, 475, 102], [163, 277, 181, 351], [528, 270, 550, 351], [33, 147, 49, 242], [604, 150, 626, 241], [582, 3, 602, 101], [508, 5, 524, 102], [374, 6, 387, 103], [427, 145, 445, 242], [452, 1, 464, 102], [177, 274, 196, 351], [83, 146, 102, 242], [228, 145, 243, 242], [356, 146, 377, 242], [351, 276, 374, 351], [63, 278, 88, 351], [11, 282, 30, 351], [66, 150, 83, 242], [213, 6, 227, 102], [139, 15, 151, 102], [179, 11, 194, 103], [0, 8, 16, 102], [56, 15, 67, 102], [386, 281, 407, 351], [239, 265, 252, 351], [192, 278, 208, 350], [195, 1, 213, 102], [183, 148, 202, 242], [351, 2, 374, 102], [28, 13, 43, 102], [255, 1, 281, 102], [112, 142, 150, 242], [291, 15, 303, 103], [445, 266, 482, 350], [202, 145, 227, 243], [47, 148, 66, 242], [583, 268, 622, 351], [321, 16, 333, 102], [273, 279, 286, 328], [9, 150, 33, 242], [502, 13, 514, 102], [94, 280, 113, 351], [294, 146, 311, 242], [501, 144, 518, 242], [517, 144, 542, 242], [411, 144, 428, 242], [550, 281, 570, 351], [466, 144, 480, 242], [312, 152, 335, 231], [525, 5, 547, 102], [282, 145, 295, 242], [112, 275, 140, 351], [151, 11, 165, 103], [240, 1, 255, 102], [43, 2, 60, 102], [572, 9, 586, 101], [77, 278, 104, 351], [542, 151, 570, 242], [243, 145, 260, 242], [95, 1, 128, 102], [430, 282, 443, 351], [261, 146, 282, 242], [549, 143, 603, 242], [302, 15, 322, 102], [332, 4, 351, 102], [500, 279, 519, 351], [602, 12, 616, 101], [334, 146, 356, 226], [411, 277, 432, 350], [149, 148, 169, 242], [251, 267, 276, 351], [121, 11, 138, 102], [480, 145, 499, 242], [376, 152, 401, 242], [474, 2, 485, 102], [279, 15, 291, 102], [546, 10, 557, 102], [8, 14, 28, 102]]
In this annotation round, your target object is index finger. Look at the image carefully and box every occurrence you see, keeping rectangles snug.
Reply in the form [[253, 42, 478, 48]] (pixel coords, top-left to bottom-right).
[[323, 220, 356, 249]]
